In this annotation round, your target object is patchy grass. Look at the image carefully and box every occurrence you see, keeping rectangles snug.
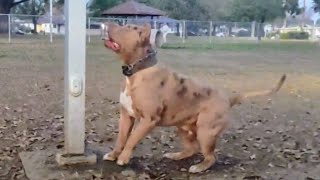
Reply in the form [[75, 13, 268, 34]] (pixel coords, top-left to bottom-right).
[[162, 40, 319, 52]]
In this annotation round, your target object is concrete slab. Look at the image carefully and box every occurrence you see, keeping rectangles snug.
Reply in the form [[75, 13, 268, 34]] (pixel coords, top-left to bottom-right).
[[56, 153, 96, 166], [19, 149, 125, 180], [20, 150, 69, 180]]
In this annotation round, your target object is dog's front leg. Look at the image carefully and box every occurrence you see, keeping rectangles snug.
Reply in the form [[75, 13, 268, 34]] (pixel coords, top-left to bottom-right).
[[103, 107, 134, 161], [116, 117, 156, 166]]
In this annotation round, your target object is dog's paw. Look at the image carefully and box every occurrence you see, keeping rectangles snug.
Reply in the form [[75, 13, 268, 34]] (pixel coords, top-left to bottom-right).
[[188, 165, 202, 173], [163, 152, 174, 159], [117, 159, 128, 166], [116, 151, 131, 166], [189, 164, 211, 173], [163, 151, 196, 161], [103, 152, 117, 161], [163, 152, 180, 160]]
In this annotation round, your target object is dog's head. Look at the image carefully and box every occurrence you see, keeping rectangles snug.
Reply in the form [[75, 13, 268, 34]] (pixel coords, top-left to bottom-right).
[[104, 23, 152, 64]]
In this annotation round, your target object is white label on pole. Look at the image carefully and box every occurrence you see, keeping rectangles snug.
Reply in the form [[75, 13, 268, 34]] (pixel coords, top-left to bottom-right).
[[70, 77, 82, 97]]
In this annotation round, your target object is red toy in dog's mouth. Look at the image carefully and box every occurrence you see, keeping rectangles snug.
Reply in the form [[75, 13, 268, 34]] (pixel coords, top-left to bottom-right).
[[104, 38, 120, 52]]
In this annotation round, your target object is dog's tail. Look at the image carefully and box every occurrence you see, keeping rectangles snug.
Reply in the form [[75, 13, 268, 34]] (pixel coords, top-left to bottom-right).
[[229, 74, 286, 107]]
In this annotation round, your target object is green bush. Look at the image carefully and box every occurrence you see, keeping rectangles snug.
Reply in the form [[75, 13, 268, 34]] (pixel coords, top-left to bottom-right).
[[280, 32, 290, 39], [280, 31, 309, 40]]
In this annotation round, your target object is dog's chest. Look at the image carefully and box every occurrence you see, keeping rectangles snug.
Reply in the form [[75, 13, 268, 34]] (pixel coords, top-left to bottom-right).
[[120, 85, 135, 116]]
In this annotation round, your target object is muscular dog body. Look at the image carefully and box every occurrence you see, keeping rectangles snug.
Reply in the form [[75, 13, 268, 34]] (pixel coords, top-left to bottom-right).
[[103, 23, 286, 173]]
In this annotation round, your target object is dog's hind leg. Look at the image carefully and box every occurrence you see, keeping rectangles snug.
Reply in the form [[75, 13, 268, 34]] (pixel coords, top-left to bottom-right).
[[103, 107, 134, 161], [188, 112, 228, 173], [163, 126, 198, 160]]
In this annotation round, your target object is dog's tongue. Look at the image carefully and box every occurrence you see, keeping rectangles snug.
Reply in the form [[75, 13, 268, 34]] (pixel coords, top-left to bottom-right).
[[105, 40, 120, 51]]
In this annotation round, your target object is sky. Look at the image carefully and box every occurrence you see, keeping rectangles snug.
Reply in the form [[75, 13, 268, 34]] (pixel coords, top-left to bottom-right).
[[299, 0, 313, 8], [299, 0, 320, 23]]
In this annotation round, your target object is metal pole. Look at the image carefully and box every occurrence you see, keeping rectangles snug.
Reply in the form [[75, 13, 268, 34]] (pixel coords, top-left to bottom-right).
[[8, 14, 11, 43], [183, 20, 186, 44], [153, 20, 157, 29], [251, 21, 256, 38], [55, 0, 96, 165], [88, 17, 91, 43], [209, 21, 212, 43], [101, 22, 105, 40], [64, 0, 85, 155], [49, 0, 53, 43]]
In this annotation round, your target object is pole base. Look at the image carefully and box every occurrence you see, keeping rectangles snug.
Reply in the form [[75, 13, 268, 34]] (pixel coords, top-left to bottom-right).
[[56, 152, 97, 166]]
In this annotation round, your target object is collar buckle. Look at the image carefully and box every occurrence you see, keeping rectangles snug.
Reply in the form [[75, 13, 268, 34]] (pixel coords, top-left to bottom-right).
[[122, 64, 134, 76]]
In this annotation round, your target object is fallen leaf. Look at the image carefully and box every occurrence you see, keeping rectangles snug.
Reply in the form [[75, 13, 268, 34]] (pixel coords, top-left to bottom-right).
[[243, 175, 263, 180], [249, 154, 256, 160]]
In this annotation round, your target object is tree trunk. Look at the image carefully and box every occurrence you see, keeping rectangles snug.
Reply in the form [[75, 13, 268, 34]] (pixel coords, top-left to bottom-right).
[[257, 22, 262, 42], [0, 5, 10, 33], [184, 22, 188, 39], [0, 15, 9, 33], [282, 17, 287, 28], [212, 25, 216, 36], [176, 23, 180, 36], [228, 26, 232, 37], [32, 16, 38, 34]]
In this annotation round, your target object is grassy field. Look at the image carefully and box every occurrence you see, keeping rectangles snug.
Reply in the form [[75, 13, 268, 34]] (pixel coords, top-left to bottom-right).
[[0, 38, 320, 179], [162, 35, 320, 52]]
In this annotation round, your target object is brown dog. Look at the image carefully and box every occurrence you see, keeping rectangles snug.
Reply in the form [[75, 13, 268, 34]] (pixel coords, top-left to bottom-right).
[[103, 23, 286, 173]]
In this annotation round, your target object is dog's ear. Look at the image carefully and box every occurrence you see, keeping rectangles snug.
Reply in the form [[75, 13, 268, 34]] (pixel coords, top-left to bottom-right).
[[140, 23, 151, 43]]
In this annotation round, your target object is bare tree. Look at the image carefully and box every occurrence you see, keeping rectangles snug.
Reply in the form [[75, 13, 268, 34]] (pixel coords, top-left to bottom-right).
[[282, 0, 301, 28], [0, 0, 29, 33], [13, 0, 48, 33]]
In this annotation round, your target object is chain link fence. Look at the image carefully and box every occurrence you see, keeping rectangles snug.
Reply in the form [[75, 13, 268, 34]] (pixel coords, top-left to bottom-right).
[[87, 18, 260, 46], [0, 14, 319, 45], [0, 14, 59, 43]]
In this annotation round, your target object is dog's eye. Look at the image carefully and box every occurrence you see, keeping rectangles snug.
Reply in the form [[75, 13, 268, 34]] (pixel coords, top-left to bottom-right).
[[133, 27, 138, 30]]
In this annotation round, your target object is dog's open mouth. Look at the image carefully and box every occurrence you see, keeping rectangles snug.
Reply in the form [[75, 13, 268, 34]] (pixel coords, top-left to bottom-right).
[[104, 38, 120, 52]]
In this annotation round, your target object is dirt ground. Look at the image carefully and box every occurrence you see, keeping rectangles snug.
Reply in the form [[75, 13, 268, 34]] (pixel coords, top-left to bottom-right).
[[0, 38, 320, 180]]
